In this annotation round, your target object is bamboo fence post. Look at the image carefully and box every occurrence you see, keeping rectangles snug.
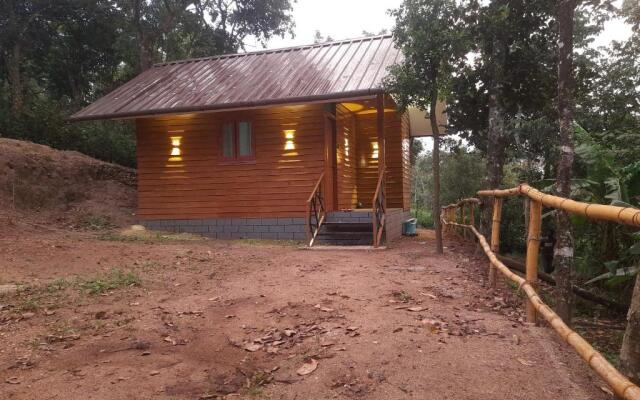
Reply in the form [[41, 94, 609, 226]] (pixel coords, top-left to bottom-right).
[[489, 197, 503, 288], [469, 202, 475, 229], [526, 199, 542, 324], [461, 203, 467, 240], [456, 206, 461, 236]]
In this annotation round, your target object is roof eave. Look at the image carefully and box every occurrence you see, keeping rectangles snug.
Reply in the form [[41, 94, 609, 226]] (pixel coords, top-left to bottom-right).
[[68, 88, 387, 122]]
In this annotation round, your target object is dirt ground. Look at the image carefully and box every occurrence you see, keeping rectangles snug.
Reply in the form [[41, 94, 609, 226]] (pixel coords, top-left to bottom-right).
[[0, 225, 614, 400]]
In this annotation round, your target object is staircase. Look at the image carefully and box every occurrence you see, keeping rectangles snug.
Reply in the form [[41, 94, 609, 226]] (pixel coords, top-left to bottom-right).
[[313, 211, 376, 246]]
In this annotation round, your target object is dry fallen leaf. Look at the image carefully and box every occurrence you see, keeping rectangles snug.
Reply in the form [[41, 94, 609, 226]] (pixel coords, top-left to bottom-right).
[[408, 307, 427, 312], [244, 343, 262, 352], [517, 358, 535, 366], [296, 358, 318, 376], [599, 386, 614, 396]]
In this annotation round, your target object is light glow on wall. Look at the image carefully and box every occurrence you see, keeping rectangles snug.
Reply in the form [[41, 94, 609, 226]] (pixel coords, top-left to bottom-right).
[[284, 129, 296, 150], [372, 141, 379, 159]]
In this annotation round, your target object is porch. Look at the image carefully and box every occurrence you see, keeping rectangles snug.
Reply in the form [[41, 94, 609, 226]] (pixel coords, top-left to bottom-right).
[[306, 95, 411, 247]]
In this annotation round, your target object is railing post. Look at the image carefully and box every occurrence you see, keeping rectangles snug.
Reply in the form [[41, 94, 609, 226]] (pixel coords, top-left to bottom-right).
[[461, 203, 466, 240], [525, 199, 542, 324], [489, 197, 503, 288]]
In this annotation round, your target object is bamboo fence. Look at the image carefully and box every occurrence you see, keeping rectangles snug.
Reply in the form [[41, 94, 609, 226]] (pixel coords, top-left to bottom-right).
[[441, 184, 640, 400]]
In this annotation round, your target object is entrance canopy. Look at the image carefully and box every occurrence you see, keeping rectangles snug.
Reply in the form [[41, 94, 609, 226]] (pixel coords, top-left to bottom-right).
[[408, 102, 448, 137]]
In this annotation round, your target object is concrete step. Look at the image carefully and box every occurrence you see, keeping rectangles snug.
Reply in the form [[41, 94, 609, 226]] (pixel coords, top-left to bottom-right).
[[322, 221, 373, 232], [314, 226, 374, 246]]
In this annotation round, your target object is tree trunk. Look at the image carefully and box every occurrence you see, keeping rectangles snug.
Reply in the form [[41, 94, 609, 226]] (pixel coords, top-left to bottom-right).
[[7, 42, 23, 116], [429, 86, 443, 254], [137, 34, 154, 72], [621, 273, 640, 385], [480, 39, 507, 239], [486, 91, 506, 190], [480, 81, 507, 241], [553, 0, 577, 326]]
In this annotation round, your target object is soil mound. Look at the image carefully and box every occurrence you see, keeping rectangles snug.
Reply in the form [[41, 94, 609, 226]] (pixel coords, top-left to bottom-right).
[[0, 138, 136, 230]]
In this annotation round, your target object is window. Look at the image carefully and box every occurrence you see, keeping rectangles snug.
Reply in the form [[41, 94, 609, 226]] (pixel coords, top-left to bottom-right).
[[220, 121, 254, 162]]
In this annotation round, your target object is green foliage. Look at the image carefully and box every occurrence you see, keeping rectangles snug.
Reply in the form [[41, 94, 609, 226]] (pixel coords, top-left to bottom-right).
[[412, 209, 434, 228], [0, 0, 295, 166], [385, 0, 469, 111], [412, 147, 487, 210]]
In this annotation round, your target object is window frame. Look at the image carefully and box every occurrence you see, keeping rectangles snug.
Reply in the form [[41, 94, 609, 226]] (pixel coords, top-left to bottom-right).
[[219, 119, 255, 163]]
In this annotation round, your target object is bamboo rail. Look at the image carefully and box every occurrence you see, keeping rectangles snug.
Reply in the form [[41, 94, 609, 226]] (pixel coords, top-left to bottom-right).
[[441, 184, 640, 399], [478, 183, 640, 227]]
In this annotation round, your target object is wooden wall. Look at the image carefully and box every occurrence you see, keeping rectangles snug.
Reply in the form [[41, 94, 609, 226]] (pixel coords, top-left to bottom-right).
[[354, 110, 409, 210], [135, 104, 325, 219], [401, 112, 411, 211], [335, 104, 358, 209]]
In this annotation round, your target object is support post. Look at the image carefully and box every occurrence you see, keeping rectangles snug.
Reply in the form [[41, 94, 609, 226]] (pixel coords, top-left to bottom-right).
[[323, 110, 336, 211], [376, 94, 386, 176], [526, 199, 542, 324], [489, 197, 503, 288]]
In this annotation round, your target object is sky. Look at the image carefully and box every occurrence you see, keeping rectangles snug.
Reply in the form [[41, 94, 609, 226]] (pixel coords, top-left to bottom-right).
[[244, 0, 633, 51], [249, 0, 634, 151]]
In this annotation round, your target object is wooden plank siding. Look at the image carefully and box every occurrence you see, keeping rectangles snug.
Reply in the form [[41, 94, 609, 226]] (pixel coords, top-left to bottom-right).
[[335, 104, 358, 209], [135, 102, 410, 220], [135, 104, 325, 219], [354, 110, 408, 209], [401, 111, 411, 211]]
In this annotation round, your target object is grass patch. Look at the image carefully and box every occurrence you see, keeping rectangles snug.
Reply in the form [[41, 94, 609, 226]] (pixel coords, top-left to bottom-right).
[[237, 238, 300, 247], [77, 214, 115, 230], [77, 269, 141, 295], [46, 278, 70, 293], [18, 298, 40, 312], [98, 231, 203, 243], [392, 290, 413, 303], [246, 371, 271, 396]]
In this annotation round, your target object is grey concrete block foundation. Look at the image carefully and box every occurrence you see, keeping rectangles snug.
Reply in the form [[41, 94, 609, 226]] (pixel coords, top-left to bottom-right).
[[142, 217, 307, 240]]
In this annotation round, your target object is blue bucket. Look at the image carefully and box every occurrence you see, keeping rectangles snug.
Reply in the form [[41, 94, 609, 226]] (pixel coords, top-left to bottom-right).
[[402, 218, 418, 236]]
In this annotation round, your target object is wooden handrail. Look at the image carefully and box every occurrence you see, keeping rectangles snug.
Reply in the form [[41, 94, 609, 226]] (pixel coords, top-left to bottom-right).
[[441, 184, 640, 400], [372, 170, 386, 247], [306, 171, 325, 204], [306, 172, 326, 246]]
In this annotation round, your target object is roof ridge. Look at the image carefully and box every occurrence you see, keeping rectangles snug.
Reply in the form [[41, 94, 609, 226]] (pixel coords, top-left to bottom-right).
[[153, 34, 393, 67]]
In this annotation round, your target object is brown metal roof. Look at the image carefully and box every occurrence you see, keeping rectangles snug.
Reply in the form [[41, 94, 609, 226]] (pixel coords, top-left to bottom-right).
[[70, 35, 400, 121]]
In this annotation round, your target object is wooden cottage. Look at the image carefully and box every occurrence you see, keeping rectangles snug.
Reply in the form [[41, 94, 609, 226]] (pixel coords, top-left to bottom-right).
[[71, 35, 412, 246]]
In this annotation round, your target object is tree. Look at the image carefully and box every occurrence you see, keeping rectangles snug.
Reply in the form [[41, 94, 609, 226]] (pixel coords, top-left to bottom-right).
[[385, 0, 469, 254], [553, 0, 578, 325], [0, 0, 54, 115], [0, 0, 295, 167], [115, 0, 295, 72], [616, 1, 640, 384], [447, 0, 559, 237]]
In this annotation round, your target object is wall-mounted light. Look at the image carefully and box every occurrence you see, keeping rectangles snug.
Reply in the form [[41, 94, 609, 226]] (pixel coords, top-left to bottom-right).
[[169, 133, 183, 161], [344, 136, 350, 157], [170, 137, 181, 156], [284, 129, 296, 150], [372, 141, 379, 159]]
